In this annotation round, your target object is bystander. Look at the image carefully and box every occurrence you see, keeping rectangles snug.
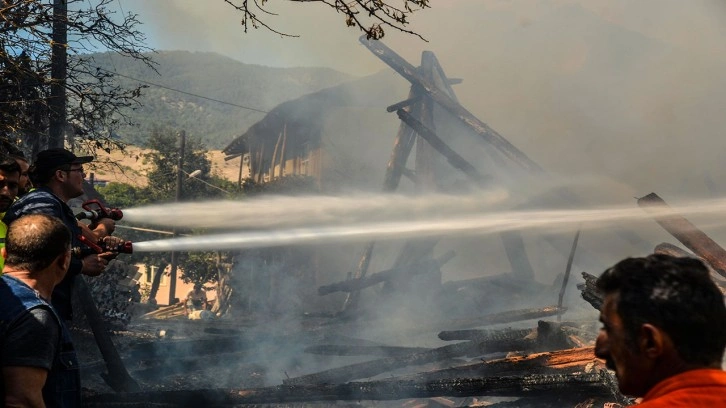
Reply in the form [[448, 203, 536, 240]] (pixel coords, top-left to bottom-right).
[[0, 214, 80, 407], [595, 254, 726, 406]]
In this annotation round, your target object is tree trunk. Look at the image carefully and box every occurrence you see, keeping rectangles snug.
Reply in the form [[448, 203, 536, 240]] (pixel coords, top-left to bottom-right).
[[147, 262, 169, 305]]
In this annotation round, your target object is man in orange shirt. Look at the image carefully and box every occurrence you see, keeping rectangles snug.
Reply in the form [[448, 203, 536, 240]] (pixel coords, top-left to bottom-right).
[[595, 254, 726, 406]]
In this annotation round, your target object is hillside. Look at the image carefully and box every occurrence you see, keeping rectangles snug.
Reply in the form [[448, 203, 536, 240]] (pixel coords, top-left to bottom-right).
[[87, 51, 353, 149], [90, 146, 243, 187]]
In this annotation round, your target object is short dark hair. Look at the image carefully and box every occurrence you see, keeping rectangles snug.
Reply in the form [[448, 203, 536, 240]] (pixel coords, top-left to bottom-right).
[[5, 214, 71, 272], [0, 154, 20, 175], [596, 254, 726, 365], [10, 150, 26, 162]]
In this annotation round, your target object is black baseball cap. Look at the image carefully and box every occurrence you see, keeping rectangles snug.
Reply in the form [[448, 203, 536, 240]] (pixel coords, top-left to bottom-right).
[[33, 148, 93, 173]]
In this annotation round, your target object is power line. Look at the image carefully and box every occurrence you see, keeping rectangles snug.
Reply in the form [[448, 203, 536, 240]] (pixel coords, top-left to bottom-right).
[[97, 67, 270, 114]]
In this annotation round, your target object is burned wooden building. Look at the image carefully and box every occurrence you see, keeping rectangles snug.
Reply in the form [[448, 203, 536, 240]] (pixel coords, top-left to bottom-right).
[[82, 36, 726, 408], [222, 71, 408, 191]]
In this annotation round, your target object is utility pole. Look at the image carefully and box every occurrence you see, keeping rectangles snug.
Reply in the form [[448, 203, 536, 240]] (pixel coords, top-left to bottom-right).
[[168, 130, 186, 305], [49, 0, 67, 149]]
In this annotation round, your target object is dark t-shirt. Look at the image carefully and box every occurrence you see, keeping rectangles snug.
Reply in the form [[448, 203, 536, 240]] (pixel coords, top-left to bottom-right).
[[1, 307, 59, 370], [3, 187, 84, 320]]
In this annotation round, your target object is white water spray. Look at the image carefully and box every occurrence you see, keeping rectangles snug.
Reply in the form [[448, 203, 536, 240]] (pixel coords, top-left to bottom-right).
[[123, 189, 512, 231], [126, 190, 726, 253]]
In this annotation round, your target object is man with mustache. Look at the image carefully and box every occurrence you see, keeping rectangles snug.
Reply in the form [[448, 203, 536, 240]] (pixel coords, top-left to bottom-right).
[[595, 254, 726, 406], [11, 151, 30, 197]]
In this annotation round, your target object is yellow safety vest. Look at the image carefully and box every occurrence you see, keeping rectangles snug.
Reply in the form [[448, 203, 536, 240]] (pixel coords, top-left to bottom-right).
[[0, 216, 6, 273]]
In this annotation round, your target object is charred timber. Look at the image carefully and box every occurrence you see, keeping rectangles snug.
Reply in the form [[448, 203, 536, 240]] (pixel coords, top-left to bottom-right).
[[284, 339, 481, 385], [397, 109, 488, 185], [380, 347, 627, 404], [654, 242, 726, 289], [638, 192, 726, 278], [397, 107, 537, 279], [654, 242, 692, 257], [440, 274, 548, 296], [362, 38, 652, 255], [437, 305, 565, 331], [304, 344, 431, 357], [128, 336, 249, 360], [578, 272, 603, 311], [401, 166, 417, 183], [392, 347, 600, 381], [439, 325, 567, 357], [360, 36, 543, 174], [387, 95, 423, 112], [438, 327, 532, 342], [284, 337, 540, 386], [284, 317, 570, 385], [319, 250, 455, 295], [86, 372, 614, 406]]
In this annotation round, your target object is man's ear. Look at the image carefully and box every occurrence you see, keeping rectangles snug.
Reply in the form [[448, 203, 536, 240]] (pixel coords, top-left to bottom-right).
[[639, 324, 666, 358], [56, 249, 71, 275], [54, 169, 66, 182], [1, 246, 6, 261]]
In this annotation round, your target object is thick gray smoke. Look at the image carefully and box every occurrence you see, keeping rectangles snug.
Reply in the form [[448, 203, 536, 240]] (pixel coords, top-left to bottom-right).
[[125, 0, 726, 198], [113, 0, 726, 391]]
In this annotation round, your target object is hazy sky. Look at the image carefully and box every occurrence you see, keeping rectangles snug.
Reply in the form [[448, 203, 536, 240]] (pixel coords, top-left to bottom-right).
[[123, 0, 726, 75], [118, 0, 726, 200]]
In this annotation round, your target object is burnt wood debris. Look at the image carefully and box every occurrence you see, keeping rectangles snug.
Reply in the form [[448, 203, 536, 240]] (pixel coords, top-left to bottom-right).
[[82, 38, 726, 407]]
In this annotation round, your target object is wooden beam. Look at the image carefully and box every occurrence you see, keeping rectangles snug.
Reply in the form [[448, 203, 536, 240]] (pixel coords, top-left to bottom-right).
[[397, 109, 488, 184], [360, 36, 543, 174], [319, 251, 455, 295], [394, 347, 599, 381], [86, 372, 614, 406], [387, 95, 423, 112], [638, 192, 726, 279], [285, 308, 567, 386], [577, 272, 603, 311]]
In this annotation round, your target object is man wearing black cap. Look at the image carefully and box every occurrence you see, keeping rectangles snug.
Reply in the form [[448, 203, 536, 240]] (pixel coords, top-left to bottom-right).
[[3, 148, 108, 321]]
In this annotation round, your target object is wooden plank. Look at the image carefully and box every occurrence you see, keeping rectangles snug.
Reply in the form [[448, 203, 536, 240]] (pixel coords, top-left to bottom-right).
[[397, 109, 488, 184], [319, 251, 455, 295], [86, 372, 614, 405], [638, 192, 726, 279]]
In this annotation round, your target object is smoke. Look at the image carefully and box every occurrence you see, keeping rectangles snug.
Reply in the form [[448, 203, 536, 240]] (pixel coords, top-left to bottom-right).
[[123, 0, 726, 196], [112, 0, 726, 392]]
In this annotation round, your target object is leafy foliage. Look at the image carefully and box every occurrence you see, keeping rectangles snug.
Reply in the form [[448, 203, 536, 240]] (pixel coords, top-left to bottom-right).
[[0, 0, 153, 154], [142, 127, 231, 202], [98, 127, 235, 287]]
